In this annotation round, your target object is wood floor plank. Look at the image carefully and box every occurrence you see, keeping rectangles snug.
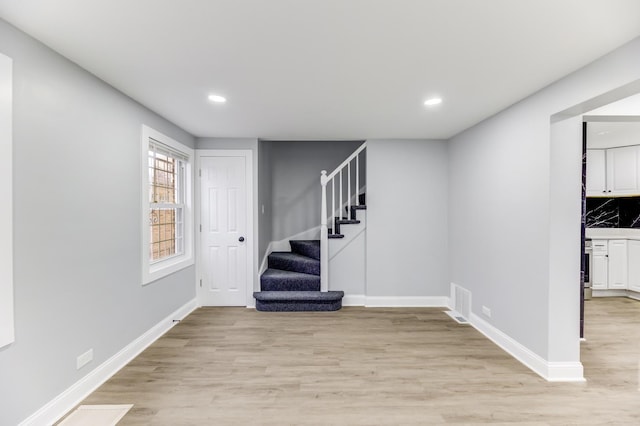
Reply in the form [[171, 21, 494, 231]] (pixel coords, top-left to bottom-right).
[[67, 299, 640, 425]]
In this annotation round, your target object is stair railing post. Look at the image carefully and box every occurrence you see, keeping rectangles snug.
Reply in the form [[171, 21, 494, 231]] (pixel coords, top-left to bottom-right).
[[339, 170, 343, 220], [347, 162, 351, 216], [356, 153, 360, 206], [320, 170, 329, 292], [331, 179, 335, 234]]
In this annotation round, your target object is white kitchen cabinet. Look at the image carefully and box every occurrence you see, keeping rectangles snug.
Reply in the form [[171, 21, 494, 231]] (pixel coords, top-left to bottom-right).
[[606, 145, 640, 195], [628, 240, 640, 293], [591, 240, 609, 290], [592, 254, 608, 290], [607, 239, 628, 289], [587, 145, 640, 196], [586, 149, 607, 196]]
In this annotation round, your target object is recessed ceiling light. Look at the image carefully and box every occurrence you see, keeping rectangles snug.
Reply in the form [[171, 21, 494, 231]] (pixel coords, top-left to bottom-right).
[[208, 94, 227, 103], [424, 97, 442, 106]]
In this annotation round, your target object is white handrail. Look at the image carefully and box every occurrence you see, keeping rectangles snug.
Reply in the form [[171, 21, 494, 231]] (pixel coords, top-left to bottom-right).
[[320, 141, 366, 292], [326, 142, 367, 181]]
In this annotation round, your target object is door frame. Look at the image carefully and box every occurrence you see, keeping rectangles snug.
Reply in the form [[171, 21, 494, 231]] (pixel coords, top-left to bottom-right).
[[196, 149, 254, 307]]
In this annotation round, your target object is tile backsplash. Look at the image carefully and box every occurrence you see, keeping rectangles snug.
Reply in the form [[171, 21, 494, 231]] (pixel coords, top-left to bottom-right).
[[586, 197, 640, 228]]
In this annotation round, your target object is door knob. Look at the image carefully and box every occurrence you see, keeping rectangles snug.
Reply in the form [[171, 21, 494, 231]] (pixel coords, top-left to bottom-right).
[[239, 236, 245, 242]]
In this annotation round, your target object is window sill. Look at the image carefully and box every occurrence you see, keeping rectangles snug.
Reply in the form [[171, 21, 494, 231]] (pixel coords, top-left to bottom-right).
[[143, 254, 194, 285]]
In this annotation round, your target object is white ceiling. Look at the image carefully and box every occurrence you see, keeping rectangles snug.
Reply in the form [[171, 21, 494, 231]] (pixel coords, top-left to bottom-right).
[[2, 1, 640, 140], [587, 122, 640, 149]]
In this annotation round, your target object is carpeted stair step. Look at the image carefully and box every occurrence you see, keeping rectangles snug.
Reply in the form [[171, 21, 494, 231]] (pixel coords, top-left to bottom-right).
[[268, 252, 320, 275], [289, 240, 320, 261], [260, 268, 320, 292], [254, 291, 344, 312]]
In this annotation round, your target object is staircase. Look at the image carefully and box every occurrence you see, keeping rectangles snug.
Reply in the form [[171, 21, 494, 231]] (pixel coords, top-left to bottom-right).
[[330, 193, 366, 239], [254, 142, 366, 312], [253, 240, 345, 311]]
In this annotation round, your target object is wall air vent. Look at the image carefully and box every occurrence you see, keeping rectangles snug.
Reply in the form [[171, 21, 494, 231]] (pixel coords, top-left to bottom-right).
[[445, 283, 471, 324]]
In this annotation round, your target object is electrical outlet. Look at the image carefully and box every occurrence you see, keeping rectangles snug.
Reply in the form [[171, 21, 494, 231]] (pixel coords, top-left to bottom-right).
[[482, 306, 491, 318], [76, 348, 93, 370]]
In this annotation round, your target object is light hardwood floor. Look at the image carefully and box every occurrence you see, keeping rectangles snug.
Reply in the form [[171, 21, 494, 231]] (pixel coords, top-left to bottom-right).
[[72, 298, 640, 425]]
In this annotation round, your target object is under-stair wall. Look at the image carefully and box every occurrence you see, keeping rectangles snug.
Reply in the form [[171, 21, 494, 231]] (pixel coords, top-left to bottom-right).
[[365, 139, 449, 305], [328, 210, 366, 304]]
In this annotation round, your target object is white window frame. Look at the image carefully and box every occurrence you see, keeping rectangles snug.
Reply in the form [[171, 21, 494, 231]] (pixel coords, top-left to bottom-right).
[[141, 125, 194, 285]]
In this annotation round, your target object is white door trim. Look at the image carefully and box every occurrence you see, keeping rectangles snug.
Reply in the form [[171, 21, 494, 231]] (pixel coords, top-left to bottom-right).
[[196, 149, 254, 307]]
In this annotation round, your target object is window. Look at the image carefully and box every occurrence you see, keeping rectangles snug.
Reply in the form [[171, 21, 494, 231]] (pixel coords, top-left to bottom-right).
[[141, 125, 194, 285], [148, 141, 186, 261]]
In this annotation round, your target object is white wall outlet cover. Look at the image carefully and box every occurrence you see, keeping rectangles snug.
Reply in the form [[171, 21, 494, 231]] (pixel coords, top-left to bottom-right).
[[482, 306, 492, 317]]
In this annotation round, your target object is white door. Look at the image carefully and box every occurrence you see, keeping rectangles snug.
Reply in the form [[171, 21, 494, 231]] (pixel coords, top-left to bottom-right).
[[200, 154, 251, 306]]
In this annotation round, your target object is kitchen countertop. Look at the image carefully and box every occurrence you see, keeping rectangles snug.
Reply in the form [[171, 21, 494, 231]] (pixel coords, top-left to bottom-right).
[[586, 228, 640, 240]]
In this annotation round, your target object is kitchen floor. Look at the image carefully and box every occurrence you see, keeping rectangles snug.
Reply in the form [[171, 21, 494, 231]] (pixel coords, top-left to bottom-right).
[[64, 299, 639, 425], [581, 297, 640, 387]]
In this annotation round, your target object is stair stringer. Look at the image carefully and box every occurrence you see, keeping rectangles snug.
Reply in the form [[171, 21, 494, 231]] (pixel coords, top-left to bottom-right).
[[328, 210, 366, 304]]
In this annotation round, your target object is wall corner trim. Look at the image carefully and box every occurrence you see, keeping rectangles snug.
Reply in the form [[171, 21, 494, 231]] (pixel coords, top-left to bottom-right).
[[19, 299, 198, 426], [469, 313, 585, 382], [364, 296, 450, 307]]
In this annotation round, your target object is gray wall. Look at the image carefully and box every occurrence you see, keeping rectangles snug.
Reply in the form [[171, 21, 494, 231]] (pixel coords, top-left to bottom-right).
[[269, 140, 363, 242], [0, 19, 196, 425], [258, 140, 273, 261], [366, 139, 449, 297], [448, 35, 640, 363]]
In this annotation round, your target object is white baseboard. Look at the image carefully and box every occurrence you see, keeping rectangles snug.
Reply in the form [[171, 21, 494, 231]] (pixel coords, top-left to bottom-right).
[[626, 291, 640, 301], [592, 289, 640, 300], [469, 312, 584, 382], [19, 298, 198, 426], [342, 294, 365, 306], [364, 296, 450, 307], [592, 289, 628, 297]]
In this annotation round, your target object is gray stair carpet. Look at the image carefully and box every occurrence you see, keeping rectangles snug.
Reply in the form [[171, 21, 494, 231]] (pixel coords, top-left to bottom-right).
[[260, 268, 320, 292], [254, 195, 364, 312], [256, 239, 338, 311], [254, 290, 344, 312]]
